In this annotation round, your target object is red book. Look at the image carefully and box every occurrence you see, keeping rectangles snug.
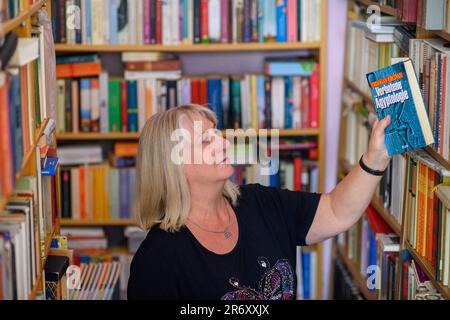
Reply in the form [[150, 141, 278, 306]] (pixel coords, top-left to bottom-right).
[[0, 77, 13, 196], [220, 0, 229, 43], [191, 79, 200, 104], [309, 63, 320, 128], [300, 78, 310, 128], [79, 166, 86, 220], [144, 0, 151, 44], [156, 0, 162, 44], [121, 80, 128, 132], [366, 205, 394, 234], [287, 0, 298, 42], [199, 78, 208, 105], [293, 157, 302, 191], [402, 260, 410, 299], [200, 0, 209, 43], [56, 62, 101, 78]]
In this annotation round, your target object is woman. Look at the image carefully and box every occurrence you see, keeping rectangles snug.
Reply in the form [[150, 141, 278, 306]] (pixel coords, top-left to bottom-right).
[[127, 104, 391, 300]]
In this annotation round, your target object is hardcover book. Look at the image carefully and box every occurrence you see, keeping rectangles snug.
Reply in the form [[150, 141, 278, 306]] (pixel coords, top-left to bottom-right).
[[366, 60, 434, 155]]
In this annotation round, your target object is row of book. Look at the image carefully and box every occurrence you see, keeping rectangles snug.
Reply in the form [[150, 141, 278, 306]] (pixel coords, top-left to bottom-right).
[[0, 0, 39, 22], [60, 227, 133, 300], [374, 0, 450, 32], [404, 151, 450, 285], [0, 175, 58, 300], [51, 0, 321, 45], [409, 38, 450, 162], [344, 19, 401, 96], [0, 36, 43, 200], [337, 205, 445, 299], [56, 58, 320, 133]]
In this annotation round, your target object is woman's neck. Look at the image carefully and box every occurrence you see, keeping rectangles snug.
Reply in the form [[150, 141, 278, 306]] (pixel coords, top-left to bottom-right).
[[188, 181, 228, 224]]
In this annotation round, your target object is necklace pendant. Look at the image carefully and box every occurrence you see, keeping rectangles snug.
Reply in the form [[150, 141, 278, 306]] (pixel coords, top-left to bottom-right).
[[224, 230, 232, 239]]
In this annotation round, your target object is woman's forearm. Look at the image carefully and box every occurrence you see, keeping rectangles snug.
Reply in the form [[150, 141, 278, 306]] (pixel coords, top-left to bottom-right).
[[329, 153, 384, 228]]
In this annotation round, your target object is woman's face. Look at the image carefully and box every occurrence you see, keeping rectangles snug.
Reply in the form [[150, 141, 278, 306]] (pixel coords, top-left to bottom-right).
[[181, 114, 234, 185]]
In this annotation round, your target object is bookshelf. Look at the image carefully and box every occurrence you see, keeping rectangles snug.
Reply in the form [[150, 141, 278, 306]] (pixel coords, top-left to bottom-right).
[[51, 0, 329, 300], [54, 42, 322, 52], [56, 129, 321, 141], [337, 0, 450, 300], [0, 0, 61, 300], [0, 0, 46, 37]]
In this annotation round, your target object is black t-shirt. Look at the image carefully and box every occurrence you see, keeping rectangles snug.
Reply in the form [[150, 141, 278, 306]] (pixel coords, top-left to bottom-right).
[[127, 183, 321, 300]]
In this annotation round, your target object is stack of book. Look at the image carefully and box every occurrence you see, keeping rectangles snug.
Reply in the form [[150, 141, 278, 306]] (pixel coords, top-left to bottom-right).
[[51, 0, 322, 45], [56, 54, 320, 133], [59, 143, 138, 222], [409, 38, 450, 162]]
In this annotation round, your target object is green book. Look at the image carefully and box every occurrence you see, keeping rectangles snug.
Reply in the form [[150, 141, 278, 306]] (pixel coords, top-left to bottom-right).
[[108, 79, 122, 132]]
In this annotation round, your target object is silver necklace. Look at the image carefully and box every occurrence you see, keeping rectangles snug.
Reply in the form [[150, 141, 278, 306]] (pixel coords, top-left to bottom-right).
[[187, 200, 232, 239]]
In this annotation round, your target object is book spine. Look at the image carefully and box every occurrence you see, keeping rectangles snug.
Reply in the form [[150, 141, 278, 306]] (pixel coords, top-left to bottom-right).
[[109, 0, 118, 44], [200, 0, 209, 43], [220, 0, 229, 43], [109, 80, 122, 132], [127, 81, 138, 132], [287, 0, 297, 42], [80, 79, 91, 132], [242, 0, 251, 43], [150, 0, 157, 44], [99, 72, 109, 133], [309, 63, 319, 128], [276, 0, 287, 43], [71, 80, 80, 133], [209, 0, 221, 43], [64, 78, 73, 132], [193, 0, 201, 43], [121, 80, 128, 132], [156, 0, 162, 44], [90, 79, 100, 132]]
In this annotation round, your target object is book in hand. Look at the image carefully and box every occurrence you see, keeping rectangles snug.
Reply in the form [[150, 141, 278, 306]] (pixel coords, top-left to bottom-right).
[[366, 59, 434, 155]]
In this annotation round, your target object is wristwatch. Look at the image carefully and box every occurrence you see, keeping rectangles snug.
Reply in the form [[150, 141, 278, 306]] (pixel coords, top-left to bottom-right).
[[359, 154, 386, 176]]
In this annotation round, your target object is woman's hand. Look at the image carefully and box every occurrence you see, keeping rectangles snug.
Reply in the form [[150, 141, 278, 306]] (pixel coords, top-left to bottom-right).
[[363, 115, 392, 171]]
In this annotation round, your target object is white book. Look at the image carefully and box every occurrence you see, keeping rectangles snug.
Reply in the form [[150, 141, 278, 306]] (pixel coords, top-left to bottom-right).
[[58, 145, 103, 165], [136, 0, 144, 44], [57, 79, 66, 132], [232, 0, 238, 43], [187, 0, 194, 44], [90, 80, 100, 131], [81, 0, 87, 44], [444, 206, 450, 286], [91, 0, 104, 44], [240, 75, 251, 129], [171, 0, 180, 44], [284, 162, 294, 190], [99, 72, 109, 133], [124, 70, 182, 80], [162, 0, 171, 44], [137, 79, 147, 132], [9, 38, 39, 66], [301, 0, 308, 41], [292, 76, 301, 129], [271, 77, 284, 129], [128, 0, 137, 44], [103, 0, 111, 43], [208, 0, 220, 42], [122, 51, 167, 62]]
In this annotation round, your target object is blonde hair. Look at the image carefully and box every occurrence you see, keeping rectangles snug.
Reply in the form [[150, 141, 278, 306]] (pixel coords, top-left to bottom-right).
[[135, 104, 240, 232]]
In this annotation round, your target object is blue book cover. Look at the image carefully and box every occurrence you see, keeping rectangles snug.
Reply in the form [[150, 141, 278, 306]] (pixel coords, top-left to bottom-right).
[[275, 0, 287, 42], [366, 60, 434, 156], [128, 168, 136, 220], [109, 0, 118, 44], [368, 228, 377, 292], [266, 60, 316, 76], [207, 79, 222, 129], [182, 0, 189, 41], [127, 80, 138, 132], [257, 75, 265, 128], [119, 169, 129, 219], [9, 74, 22, 177], [243, 0, 252, 43], [85, 0, 92, 44], [301, 251, 310, 299], [284, 76, 293, 129], [257, 0, 264, 43]]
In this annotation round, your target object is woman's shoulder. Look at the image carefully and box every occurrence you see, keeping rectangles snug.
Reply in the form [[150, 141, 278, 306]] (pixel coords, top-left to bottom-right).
[[133, 226, 180, 262]]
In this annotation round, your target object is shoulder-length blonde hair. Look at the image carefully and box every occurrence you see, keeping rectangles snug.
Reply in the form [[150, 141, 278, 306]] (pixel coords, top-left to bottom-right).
[[135, 104, 240, 232]]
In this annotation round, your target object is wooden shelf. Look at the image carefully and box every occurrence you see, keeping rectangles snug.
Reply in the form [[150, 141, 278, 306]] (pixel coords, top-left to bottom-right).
[[431, 30, 450, 42], [0, 0, 46, 37], [28, 228, 58, 300], [354, 0, 398, 17], [371, 196, 402, 236], [404, 242, 450, 300], [54, 42, 322, 53], [56, 129, 320, 141], [344, 78, 374, 109], [424, 147, 450, 171], [337, 245, 378, 300], [61, 219, 137, 226]]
